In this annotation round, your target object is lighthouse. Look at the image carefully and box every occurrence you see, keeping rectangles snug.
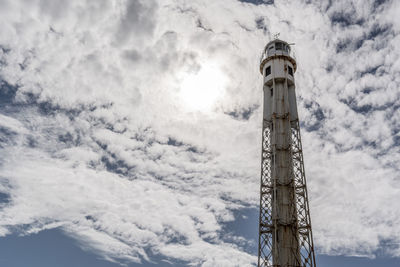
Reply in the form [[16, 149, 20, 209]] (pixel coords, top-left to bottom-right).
[[257, 39, 317, 267]]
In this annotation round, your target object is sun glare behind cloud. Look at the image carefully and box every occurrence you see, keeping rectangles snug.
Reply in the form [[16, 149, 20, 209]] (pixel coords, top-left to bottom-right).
[[179, 63, 227, 111]]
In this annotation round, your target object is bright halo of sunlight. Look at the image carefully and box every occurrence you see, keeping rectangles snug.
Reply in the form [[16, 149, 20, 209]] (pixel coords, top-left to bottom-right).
[[179, 63, 227, 111]]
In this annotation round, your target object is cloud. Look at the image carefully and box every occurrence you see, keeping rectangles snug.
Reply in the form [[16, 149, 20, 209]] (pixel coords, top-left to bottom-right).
[[0, 0, 400, 265], [115, 0, 157, 45]]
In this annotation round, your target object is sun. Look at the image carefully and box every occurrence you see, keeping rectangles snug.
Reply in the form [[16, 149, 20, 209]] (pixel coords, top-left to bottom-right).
[[179, 63, 227, 111]]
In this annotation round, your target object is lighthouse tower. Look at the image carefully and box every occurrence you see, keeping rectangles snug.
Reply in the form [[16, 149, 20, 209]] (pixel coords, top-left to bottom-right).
[[257, 39, 316, 267]]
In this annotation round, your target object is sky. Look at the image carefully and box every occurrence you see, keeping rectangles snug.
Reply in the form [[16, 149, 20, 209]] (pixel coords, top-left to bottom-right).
[[0, 0, 400, 266]]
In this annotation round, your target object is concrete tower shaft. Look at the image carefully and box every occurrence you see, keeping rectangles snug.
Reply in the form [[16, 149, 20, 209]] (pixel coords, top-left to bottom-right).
[[257, 39, 316, 267]]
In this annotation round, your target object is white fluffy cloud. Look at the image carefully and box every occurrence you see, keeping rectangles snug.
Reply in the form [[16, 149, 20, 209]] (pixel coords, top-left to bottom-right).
[[0, 0, 400, 265]]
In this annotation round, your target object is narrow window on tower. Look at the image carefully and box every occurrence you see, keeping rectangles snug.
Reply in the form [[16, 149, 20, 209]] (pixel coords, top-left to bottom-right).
[[265, 66, 271, 76], [288, 66, 293, 76], [267, 46, 274, 56], [270, 88, 273, 96]]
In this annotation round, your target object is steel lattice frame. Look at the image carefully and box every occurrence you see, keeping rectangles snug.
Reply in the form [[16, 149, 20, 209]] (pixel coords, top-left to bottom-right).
[[258, 119, 316, 267]]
